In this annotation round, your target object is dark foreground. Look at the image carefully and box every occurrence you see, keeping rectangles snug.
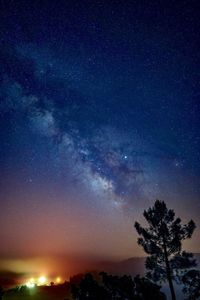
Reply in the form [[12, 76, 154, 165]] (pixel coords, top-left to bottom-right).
[[2, 273, 167, 300], [4, 284, 71, 300]]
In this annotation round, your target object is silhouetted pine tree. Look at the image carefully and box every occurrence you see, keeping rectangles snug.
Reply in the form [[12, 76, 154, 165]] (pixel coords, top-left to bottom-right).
[[135, 200, 196, 300]]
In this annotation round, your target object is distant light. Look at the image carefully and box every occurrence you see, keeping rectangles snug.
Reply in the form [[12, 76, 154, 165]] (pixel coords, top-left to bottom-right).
[[26, 281, 35, 288], [124, 155, 128, 159], [38, 276, 46, 285], [56, 277, 61, 284], [30, 278, 34, 283]]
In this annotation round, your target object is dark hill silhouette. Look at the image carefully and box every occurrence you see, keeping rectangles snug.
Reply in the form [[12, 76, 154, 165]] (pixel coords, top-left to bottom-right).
[[97, 257, 146, 277], [96, 253, 200, 277]]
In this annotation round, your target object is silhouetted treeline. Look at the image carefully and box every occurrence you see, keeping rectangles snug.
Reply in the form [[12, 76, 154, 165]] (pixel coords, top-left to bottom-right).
[[70, 272, 166, 300]]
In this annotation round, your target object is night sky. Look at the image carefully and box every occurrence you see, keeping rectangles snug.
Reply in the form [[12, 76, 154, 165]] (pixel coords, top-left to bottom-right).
[[0, 0, 200, 281]]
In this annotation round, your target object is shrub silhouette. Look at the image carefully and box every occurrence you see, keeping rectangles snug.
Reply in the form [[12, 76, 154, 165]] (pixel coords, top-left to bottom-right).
[[0, 287, 4, 300], [71, 273, 109, 300], [182, 269, 200, 300]]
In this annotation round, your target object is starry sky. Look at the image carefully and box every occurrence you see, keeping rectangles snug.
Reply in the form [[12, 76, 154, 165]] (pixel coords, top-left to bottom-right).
[[0, 0, 200, 280]]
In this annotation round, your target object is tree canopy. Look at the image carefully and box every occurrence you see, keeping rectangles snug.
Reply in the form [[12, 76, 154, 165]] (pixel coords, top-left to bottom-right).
[[135, 200, 196, 300]]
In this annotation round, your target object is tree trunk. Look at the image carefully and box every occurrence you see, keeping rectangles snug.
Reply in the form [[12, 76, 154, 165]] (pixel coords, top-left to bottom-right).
[[163, 243, 176, 300], [166, 258, 176, 300]]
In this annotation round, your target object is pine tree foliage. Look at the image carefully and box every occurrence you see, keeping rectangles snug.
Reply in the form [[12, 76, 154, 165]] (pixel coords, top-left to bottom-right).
[[182, 269, 200, 300], [135, 200, 196, 300]]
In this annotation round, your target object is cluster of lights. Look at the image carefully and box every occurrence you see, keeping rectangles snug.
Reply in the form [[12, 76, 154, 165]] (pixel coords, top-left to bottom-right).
[[26, 281, 35, 288], [25, 276, 62, 288], [26, 276, 46, 288]]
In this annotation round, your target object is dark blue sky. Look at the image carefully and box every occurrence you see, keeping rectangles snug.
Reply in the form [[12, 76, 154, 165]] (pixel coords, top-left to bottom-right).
[[0, 0, 199, 274]]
